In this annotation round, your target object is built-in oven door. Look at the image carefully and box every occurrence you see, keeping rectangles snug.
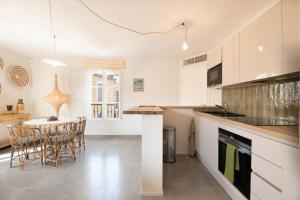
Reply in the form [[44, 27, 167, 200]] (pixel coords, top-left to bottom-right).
[[207, 63, 222, 87], [218, 128, 252, 199]]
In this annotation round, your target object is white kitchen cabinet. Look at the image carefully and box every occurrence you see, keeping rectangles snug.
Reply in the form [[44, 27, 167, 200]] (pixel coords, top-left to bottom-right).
[[251, 172, 282, 200], [207, 47, 222, 69], [194, 115, 218, 173], [282, 0, 300, 73], [252, 154, 283, 190], [222, 34, 240, 86], [194, 114, 299, 200], [252, 134, 284, 167], [281, 145, 300, 200], [240, 2, 283, 82], [252, 134, 300, 200]]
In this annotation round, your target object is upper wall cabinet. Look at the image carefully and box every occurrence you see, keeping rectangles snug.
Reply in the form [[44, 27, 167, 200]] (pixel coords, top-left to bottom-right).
[[222, 34, 240, 86], [207, 47, 222, 69], [240, 3, 283, 82], [282, 0, 300, 73]]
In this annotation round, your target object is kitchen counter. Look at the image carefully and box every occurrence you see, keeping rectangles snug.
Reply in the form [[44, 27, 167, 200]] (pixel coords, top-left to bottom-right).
[[195, 111, 299, 147], [123, 106, 164, 115], [123, 106, 164, 196]]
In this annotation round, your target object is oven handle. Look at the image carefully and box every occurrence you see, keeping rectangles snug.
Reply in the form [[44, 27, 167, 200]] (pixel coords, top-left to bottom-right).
[[219, 137, 251, 155]]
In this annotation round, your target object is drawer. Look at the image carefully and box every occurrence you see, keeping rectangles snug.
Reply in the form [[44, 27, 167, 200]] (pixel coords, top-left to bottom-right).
[[252, 154, 283, 190], [251, 192, 261, 200], [252, 134, 283, 167], [251, 172, 282, 200]]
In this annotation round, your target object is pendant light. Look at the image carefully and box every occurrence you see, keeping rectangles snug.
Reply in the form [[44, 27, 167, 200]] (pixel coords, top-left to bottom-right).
[[182, 23, 188, 51], [41, 0, 66, 67], [43, 73, 69, 117]]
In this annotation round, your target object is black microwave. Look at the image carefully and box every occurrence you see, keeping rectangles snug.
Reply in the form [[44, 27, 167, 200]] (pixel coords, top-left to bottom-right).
[[207, 63, 222, 87]]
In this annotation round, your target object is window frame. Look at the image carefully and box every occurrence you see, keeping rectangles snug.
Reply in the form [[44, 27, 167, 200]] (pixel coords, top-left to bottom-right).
[[90, 70, 121, 121]]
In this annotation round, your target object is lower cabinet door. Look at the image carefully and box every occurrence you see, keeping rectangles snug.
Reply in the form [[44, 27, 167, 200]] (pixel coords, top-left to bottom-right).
[[251, 172, 282, 200], [251, 192, 261, 200]]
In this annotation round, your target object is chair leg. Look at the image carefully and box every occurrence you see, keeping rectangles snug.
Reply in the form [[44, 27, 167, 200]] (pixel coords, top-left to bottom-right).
[[10, 147, 14, 168], [53, 148, 58, 167], [43, 144, 47, 166], [40, 143, 44, 166], [18, 149, 25, 171], [71, 142, 76, 161], [82, 135, 85, 151], [78, 137, 82, 147]]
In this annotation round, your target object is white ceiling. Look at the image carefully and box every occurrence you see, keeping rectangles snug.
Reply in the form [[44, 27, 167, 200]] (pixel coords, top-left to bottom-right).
[[0, 0, 276, 60]]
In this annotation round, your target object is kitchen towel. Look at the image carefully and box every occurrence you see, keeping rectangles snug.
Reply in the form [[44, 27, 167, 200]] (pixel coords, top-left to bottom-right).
[[224, 143, 236, 183], [235, 150, 240, 171], [188, 119, 196, 157]]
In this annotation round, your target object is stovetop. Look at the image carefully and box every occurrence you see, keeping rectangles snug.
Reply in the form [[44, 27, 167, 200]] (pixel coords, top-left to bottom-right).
[[202, 111, 297, 126], [223, 116, 297, 126]]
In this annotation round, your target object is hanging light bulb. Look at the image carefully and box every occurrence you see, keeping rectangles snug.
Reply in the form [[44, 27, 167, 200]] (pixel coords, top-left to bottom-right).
[[182, 40, 188, 51], [42, 0, 66, 67], [182, 23, 188, 51]]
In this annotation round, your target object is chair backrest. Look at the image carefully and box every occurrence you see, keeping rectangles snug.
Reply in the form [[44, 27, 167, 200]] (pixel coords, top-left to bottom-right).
[[44, 123, 67, 137], [7, 125, 41, 147], [44, 123, 76, 145], [78, 117, 87, 134]]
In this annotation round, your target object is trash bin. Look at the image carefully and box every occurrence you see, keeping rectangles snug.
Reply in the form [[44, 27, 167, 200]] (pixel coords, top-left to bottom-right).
[[163, 126, 176, 163]]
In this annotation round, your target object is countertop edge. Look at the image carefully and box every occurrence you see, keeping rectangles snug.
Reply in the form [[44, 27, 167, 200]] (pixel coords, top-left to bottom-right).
[[195, 111, 299, 147], [123, 106, 164, 115], [160, 105, 215, 109]]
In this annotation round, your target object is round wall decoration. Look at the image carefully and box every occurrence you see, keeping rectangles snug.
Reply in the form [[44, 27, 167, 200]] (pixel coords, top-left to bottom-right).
[[8, 65, 30, 87], [0, 57, 4, 69]]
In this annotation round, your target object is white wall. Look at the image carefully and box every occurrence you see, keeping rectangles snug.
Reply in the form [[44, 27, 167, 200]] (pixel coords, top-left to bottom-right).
[[163, 109, 195, 155], [29, 57, 180, 135], [0, 47, 31, 113], [179, 61, 208, 105], [0, 47, 31, 147]]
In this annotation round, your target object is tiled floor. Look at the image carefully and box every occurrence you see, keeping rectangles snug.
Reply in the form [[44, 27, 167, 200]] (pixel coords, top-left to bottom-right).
[[0, 136, 230, 200]]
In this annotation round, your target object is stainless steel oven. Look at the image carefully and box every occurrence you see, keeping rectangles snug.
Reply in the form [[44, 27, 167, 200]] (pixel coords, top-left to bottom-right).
[[218, 128, 252, 199], [207, 63, 222, 87]]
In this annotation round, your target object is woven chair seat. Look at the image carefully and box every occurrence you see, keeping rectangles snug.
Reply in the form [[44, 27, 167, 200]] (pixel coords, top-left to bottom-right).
[[15, 135, 42, 147], [48, 133, 73, 145]]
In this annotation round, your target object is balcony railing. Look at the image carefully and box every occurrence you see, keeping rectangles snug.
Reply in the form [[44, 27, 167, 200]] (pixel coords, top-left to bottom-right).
[[91, 103, 119, 119], [91, 103, 102, 118]]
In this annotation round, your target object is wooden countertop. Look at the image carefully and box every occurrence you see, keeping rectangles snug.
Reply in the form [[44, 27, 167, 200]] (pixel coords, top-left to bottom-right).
[[160, 105, 217, 109], [195, 112, 299, 147], [123, 106, 164, 115]]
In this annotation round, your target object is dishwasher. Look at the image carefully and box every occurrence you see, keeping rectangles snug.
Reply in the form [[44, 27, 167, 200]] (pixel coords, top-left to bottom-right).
[[218, 128, 252, 199]]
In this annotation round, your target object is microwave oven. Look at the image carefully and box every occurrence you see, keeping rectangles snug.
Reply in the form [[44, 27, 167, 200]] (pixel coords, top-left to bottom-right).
[[207, 63, 222, 87]]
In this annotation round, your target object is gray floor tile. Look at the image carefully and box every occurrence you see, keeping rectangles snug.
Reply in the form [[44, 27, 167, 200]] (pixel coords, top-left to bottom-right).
[[0, 136, 230, 200]]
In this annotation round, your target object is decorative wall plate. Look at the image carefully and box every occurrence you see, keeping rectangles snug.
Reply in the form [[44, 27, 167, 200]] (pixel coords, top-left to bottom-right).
[[0, 57, 4, 69], [8, 65, 30, 87]]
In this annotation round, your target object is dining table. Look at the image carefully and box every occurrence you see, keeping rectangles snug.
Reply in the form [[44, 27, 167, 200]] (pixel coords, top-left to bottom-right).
[[23, 117, 79, 127]]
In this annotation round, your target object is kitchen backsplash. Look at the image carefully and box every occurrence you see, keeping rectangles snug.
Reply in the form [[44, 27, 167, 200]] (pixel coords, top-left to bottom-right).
[[222, 75, 300, 125]]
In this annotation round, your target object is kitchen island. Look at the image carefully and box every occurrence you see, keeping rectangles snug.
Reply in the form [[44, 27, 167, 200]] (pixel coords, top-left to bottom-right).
[[123, 106, 164, 196]]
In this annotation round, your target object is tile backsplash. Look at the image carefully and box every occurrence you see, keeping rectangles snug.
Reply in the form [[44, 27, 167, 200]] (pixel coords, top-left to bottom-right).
[[222, 76, 300, 125]]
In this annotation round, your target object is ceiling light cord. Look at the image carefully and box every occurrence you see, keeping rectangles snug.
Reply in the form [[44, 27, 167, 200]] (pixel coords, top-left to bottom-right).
[[48, 0, 56, 57], [77, 0, 185, 36], [184, 23, 188, 41]]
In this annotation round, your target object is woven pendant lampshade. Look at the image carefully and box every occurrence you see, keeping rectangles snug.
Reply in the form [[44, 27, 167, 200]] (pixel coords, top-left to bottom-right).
[[43, 73, 69, 117]]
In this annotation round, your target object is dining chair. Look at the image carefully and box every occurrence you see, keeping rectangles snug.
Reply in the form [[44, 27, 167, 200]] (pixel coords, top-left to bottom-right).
[[43, 123, 76, 167], [75, 117, 87, 150], [7, 125, 43, 170]]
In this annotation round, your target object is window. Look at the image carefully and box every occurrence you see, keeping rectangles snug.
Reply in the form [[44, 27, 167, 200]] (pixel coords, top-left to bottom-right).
[[91, 70, 120, 120]]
